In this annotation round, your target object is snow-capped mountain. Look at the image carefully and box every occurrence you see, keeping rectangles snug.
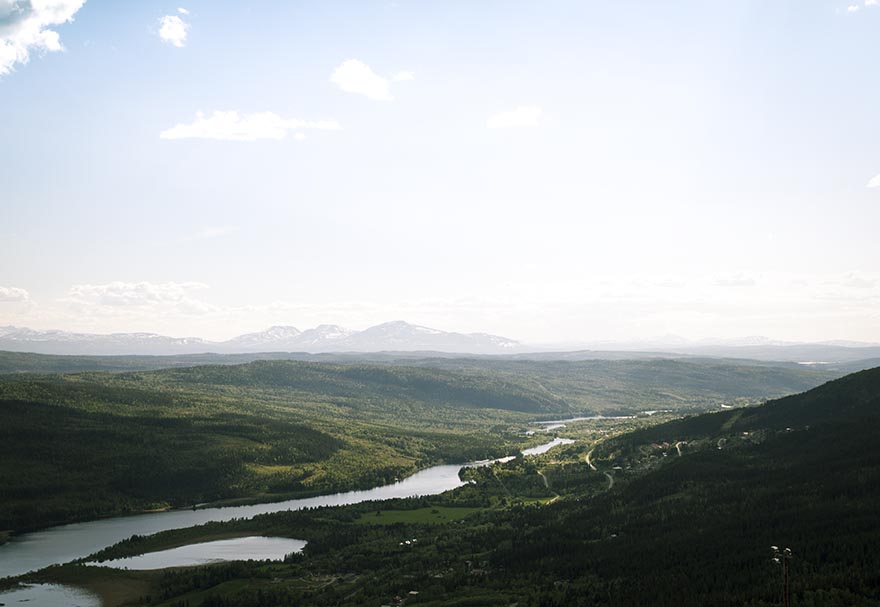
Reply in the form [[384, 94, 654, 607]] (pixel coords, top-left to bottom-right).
[[294, 324, 355, 347], [223, 326, 302, 350], [338, 321, 520, 353], [0, 326, 212, 355], [0, 322, 522, 355]]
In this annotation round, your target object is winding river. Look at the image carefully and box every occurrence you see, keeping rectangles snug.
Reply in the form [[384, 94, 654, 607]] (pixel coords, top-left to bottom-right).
[[0, 437, 571, 581]]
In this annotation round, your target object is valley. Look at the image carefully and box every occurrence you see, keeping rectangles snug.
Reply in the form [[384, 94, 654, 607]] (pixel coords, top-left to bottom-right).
[[1, 351, 878, 606]]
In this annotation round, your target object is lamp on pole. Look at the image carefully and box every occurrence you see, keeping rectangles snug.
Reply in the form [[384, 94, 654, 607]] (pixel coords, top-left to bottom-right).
[[770, 545, 793, 607]]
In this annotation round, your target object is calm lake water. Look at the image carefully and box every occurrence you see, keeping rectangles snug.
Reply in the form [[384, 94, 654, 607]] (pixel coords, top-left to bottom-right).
[[93, 536, 306, 570], [0, 583, 100, 606], [0, 437, 570, 580]]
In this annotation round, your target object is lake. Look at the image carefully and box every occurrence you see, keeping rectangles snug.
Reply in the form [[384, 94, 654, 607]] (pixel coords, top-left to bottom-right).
[[93, 536, 306, 570]]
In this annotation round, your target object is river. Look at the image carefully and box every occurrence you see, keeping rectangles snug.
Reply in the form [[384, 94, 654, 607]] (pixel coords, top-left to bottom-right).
[[0, 436, 571, 581]]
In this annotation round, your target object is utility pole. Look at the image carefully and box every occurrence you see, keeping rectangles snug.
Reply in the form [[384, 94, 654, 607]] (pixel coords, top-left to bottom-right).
[[771, 545, 793, 606]]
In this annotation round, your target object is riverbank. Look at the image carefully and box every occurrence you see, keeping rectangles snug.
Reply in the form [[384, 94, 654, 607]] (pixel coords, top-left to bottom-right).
[[0, 435, 577, 583], [7, 437, 591, 606], [30, 565, 155, 607], [0, 461, 430, 538]]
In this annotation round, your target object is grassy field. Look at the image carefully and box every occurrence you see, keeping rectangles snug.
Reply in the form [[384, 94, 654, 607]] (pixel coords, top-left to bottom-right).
[[353, 506, 485, 525]]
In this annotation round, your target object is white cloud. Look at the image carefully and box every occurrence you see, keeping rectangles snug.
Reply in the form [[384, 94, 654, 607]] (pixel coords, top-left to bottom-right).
[[177, 7, 189, 15], [160, 110, 342, 141], [64, 281, 214, 314], [0, 0, 85, 76], [865, 0, 877, 5], [847, 4, 860, 12], [158, 14, 189, 47], [0, 286, 29, 303], [392, 70, 415, 82], [867, 173, 880, 188], [839, 272, 876, 289], [486, 106, 543, 129], [181, 226, 238, 241], [331, 59, 394, 101], [293, 132, 307, 141]]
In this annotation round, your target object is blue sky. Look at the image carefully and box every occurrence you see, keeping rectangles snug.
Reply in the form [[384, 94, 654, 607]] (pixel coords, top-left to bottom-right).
[[1, 0, 879, 344]]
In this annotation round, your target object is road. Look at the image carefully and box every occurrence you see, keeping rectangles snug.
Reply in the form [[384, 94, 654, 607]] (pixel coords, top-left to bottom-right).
[[586, 448, 597, 471], [586, 448, 613, 489]]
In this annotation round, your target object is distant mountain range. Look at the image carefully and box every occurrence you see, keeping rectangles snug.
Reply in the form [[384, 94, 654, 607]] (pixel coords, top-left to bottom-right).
[[0, 321, 521, 356], [1, 323, 879, 362], [539, 335, 880, 364]]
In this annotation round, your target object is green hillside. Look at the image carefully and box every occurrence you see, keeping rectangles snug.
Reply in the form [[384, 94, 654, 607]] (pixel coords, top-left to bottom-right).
[[0, 355, 846, 534], [0, 350, 842, 413], [52, 366, 880, 607], [0, 360, 563, 533]]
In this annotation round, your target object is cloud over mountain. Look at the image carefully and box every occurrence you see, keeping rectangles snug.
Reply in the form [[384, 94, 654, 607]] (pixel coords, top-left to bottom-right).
[[0, 286, 29, 303]]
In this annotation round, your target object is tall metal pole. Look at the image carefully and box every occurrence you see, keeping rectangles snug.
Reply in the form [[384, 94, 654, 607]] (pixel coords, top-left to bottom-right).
[[783, 556, 789, 607], [771, 545, 793, 607]]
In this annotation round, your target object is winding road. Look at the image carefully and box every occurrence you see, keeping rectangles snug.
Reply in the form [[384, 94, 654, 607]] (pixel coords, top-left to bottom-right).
[[586, 448, 613, 490], [586, 448, 598, 471]]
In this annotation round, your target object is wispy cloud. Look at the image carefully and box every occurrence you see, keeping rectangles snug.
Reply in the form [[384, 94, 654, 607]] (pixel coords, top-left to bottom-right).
[[182, 226, 239, 241], [713, 273, 756, 287], [487, 106, 543, 129], [867, 173, 880, 188], [847, 4, 860, 12], [330, 59, 413, 101], [160, 110, 342, 141], [177, 7, 190, 15], [0, 286, 29, 303], [159, 14, 190, 47], [865, 0, 877, 6], [0, 0, 85, 76]]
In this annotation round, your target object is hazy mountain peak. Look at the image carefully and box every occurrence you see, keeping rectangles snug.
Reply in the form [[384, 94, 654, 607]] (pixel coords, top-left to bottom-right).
[[296, 324, 354, 345], [361, 320, 441, 334], [263, 325, 302, 336], [224, 326, 302, 349]]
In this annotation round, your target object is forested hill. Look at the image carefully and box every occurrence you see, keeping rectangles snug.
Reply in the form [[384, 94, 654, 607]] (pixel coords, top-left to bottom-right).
[[0, 350, 844, 414], [0, 360, 569, 533], [136, 360, 569, 413], [608, 365, 880, 446], [496, 366, 880, 606]]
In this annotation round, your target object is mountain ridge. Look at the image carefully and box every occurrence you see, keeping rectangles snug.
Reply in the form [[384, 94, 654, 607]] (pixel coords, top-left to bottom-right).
[[0, 321, 521, 356]]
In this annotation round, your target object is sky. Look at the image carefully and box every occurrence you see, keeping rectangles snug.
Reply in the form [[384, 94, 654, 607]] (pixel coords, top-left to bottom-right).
[[1, 0, 879, 345]]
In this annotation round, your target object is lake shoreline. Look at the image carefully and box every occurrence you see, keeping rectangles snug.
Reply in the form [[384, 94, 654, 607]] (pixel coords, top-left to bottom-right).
[[0, 435, 575, 582], [1, 456, 476, 539]]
